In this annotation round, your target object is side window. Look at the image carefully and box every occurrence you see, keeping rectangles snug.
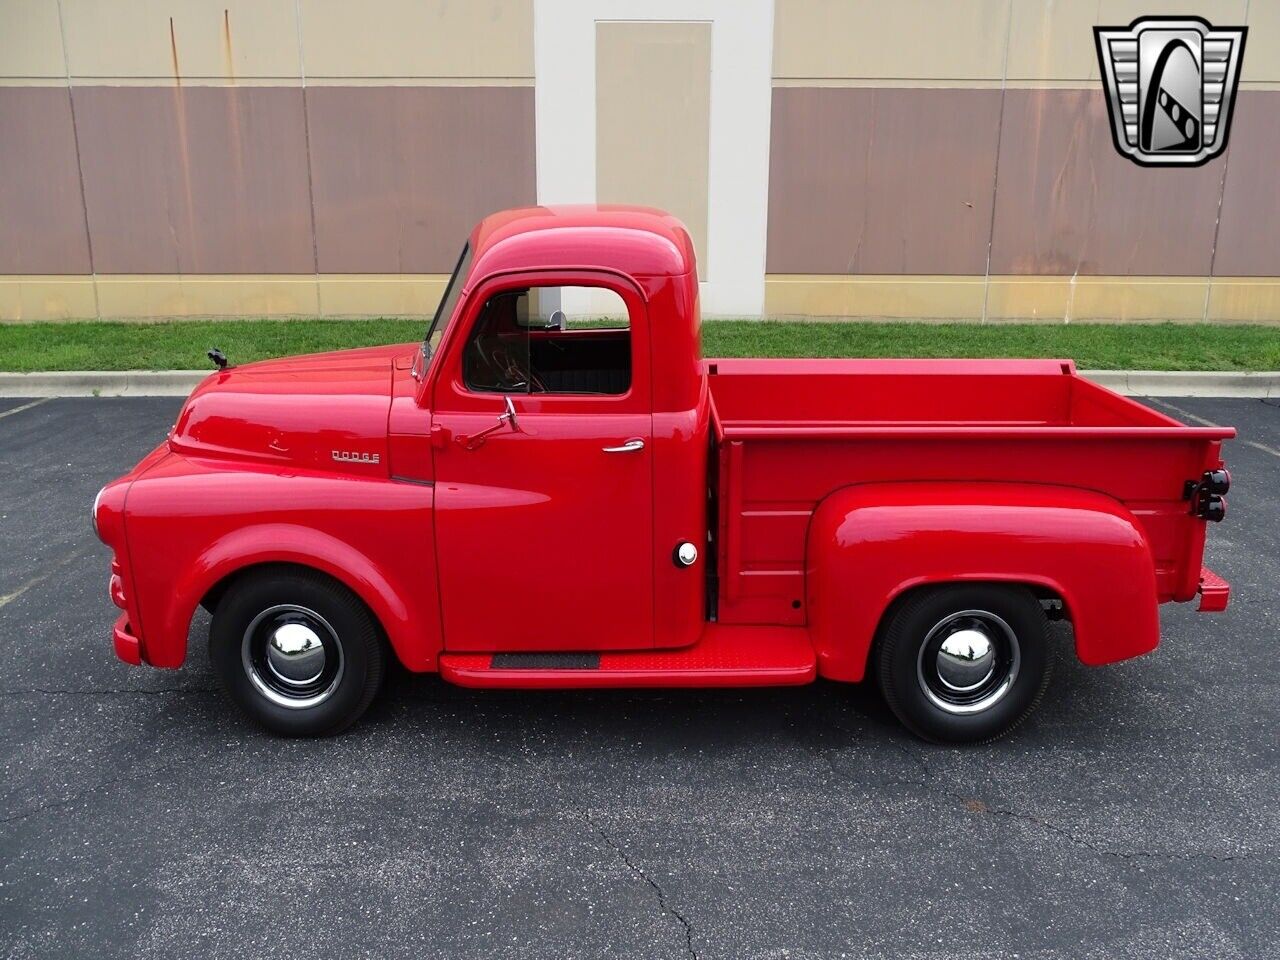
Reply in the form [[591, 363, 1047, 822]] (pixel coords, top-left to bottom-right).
[[463, 285, 632, 396]]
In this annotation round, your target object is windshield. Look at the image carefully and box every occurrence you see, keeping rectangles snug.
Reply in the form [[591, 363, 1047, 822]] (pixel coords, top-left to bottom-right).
[[419, 243, 473, 372]]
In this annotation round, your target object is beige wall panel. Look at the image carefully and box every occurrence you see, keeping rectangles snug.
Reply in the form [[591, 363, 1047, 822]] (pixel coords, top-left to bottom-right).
[[13, 274, 1275, 323], [767, 87, 1001, 275], [73, 85, 315, 273], [1006, 0, 1247, 82], [1208, 279, 1280, 323], [60, 1, 301, 79], [986, 276, 1209, 321], [308, 86, 535, 273], [300, 0, 532, 79], [1211, 92, 1280, 276], [596, 22, 710, 277], [0, 0, 68, 77], [983, 276, 1071, 320], [94, 275, 320, 318], [0, 275, 454, 320], [765, 275, 987, 319], [1243, 3, 1280, 83], [1066, 277, 1208, 321], [773, 0, 1010, 81], [316, 275, 449, 316], [0, 277, 97, 321], [0, 88, 92, 274], [990, 89, 1223, 276]]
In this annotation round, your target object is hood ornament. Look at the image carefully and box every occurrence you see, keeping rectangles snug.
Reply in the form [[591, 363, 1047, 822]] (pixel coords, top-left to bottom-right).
[[207, 347, 229, 370]]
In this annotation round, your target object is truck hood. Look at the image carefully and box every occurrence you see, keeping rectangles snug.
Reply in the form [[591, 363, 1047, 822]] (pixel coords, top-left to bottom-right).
[[170, 345, 411, 476]]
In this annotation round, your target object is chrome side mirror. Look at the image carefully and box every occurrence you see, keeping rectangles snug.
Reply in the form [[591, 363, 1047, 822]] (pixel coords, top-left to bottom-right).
[[502, 395, 521, 433], [461, 395, 522, 451]]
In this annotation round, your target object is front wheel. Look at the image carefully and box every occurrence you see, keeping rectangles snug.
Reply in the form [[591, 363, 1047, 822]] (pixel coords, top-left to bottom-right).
[[209, 567, 386, 737], [876, 584, 1051, 744]]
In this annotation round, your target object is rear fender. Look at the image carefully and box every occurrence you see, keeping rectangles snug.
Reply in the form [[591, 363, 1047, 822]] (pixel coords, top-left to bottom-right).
[[806, 482, 1160, 681]]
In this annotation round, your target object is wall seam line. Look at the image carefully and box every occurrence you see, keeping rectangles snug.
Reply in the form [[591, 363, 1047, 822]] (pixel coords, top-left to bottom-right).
[[1203, 0, 1248, 323], [980, 0, 1014, 324], [55, 0, 100, 320], [295, 0, 322, 313]]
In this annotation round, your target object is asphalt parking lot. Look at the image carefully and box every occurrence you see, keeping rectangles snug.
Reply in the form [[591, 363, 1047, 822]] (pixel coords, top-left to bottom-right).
[[1, 395, 1277, 959]]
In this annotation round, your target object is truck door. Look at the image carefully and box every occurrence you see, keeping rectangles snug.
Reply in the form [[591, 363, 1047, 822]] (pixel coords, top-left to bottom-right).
[[430, 274, 654, 652]]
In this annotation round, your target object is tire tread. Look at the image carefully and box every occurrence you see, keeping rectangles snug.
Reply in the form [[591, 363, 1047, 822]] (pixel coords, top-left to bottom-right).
[[209, 565, 386, 737], [876, 584, 1051, 744]]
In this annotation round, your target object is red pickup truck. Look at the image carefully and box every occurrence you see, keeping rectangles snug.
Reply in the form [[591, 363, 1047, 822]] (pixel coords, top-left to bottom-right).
[[94, 206, 1235, 742]]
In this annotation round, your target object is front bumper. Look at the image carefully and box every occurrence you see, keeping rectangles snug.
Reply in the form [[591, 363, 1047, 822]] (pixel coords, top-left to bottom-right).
[[112, 612, 142, 665], [1197, 566, 1230, 612]]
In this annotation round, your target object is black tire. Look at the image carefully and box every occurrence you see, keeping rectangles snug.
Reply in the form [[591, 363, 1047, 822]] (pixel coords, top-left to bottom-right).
[[209, 566, 385, 737], [876, 584, 1051, 744]]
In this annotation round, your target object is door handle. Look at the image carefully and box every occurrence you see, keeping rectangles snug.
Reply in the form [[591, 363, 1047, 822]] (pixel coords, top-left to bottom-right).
[[603, 439, 645, 454]]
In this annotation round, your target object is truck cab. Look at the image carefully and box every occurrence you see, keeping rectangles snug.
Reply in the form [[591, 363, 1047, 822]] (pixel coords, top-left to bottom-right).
[[95, 206, 1234, 742], [403, 208, 705, 656]]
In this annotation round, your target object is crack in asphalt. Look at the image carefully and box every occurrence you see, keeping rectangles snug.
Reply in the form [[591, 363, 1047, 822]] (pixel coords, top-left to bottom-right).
[[0, 751, 201, 827], [812, 706, 1253, 865], [582, 809, 697, 960], [0, 686, 219, 697], [896, 738, 1254, 865]]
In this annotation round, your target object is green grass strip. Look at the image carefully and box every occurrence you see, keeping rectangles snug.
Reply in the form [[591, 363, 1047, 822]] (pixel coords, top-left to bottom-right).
[[1, 318, 1278, 372]]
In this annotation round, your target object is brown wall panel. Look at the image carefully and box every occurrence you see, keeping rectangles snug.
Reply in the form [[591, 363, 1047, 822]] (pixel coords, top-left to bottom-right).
[[766, 87, 1002, 275], [73, 85, 315, 274], [307, 86, 535, 273], [1211, 91, 1280, 277], [989, 89, 1223, 276], [0, 88, 92, 274]]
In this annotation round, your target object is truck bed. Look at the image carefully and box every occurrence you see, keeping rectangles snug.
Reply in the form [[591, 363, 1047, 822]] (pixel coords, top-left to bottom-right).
[[706, 358, 1234, 625]]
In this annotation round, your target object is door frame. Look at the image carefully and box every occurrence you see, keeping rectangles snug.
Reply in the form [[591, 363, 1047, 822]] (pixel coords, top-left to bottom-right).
[[427, 267, 657, 652]]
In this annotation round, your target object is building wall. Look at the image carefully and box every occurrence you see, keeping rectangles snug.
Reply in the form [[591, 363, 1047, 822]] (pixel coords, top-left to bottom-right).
[[0, 0, 536, 320], [1, 0, 1277, 322], [765, 0, 1280, 322]]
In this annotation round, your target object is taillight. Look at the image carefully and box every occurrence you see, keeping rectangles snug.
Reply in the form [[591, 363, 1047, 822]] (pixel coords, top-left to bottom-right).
[[1185, 469, 1230, 522]]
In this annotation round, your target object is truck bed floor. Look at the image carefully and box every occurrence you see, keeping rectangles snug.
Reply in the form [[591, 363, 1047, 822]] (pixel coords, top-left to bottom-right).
[[437, 624, 816, 689]]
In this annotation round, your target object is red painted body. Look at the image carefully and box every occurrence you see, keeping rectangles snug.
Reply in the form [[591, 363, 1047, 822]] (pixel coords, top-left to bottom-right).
[[95, 205, 1235, 688]]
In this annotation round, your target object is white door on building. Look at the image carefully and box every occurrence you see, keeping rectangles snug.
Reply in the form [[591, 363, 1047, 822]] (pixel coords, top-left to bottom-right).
[[532, 0, 775, 316]]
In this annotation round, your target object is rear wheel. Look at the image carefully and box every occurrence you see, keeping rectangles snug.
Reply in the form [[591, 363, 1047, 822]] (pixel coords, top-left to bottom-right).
[[209, 567, 385, 736], [876, 584, 1051, 744]]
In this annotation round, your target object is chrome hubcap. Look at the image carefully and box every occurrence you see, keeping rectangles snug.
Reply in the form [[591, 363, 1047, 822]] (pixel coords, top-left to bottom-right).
[[242, 604, 344, 709], [916, 610, 1020, 716], [266, 622, 327, 686]]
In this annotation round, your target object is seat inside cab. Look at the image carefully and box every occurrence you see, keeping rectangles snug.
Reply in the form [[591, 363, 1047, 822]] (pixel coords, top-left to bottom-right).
[[463, 286, 632, 396]]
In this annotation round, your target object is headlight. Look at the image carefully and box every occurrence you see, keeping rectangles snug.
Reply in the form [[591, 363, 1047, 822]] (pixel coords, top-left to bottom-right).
[[92, 485, 105, 537]]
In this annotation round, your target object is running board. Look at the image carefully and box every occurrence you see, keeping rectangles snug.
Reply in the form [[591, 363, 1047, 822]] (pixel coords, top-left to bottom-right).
[[438, 625, 816, 689]]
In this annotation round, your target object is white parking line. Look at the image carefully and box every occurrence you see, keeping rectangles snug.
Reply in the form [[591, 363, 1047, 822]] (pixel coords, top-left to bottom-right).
[[0, 398, 50, 421], [0, 547, 93, 610], [1150, 398, 1280, 460]]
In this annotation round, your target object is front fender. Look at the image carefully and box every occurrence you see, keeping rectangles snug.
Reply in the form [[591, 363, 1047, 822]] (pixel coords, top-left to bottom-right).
[[165, 524, 424, 671], [121, 458, 439, 671], [806, 482, 1160, 681]]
